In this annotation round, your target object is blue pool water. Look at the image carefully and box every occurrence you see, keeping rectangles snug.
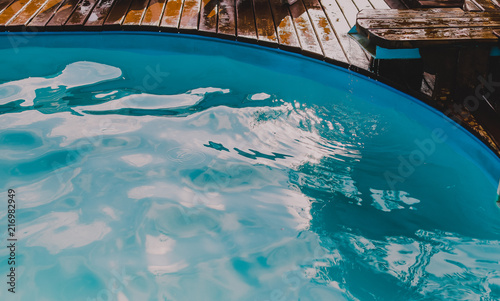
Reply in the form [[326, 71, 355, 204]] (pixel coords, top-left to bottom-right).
[[0, 32, 499, 301]]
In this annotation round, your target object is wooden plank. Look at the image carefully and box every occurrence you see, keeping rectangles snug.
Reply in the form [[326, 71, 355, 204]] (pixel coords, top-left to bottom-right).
[[368, 0, 390, 9], [104, 0, 133, 25], [160, 0, 183, 28], [464, 0, 482, 10], [179, 0, 201, 30], [358, 16, 500, 29], [0, 0, 17, 14], [335, 0, 360, 27], [141, 0, 166, 26], [268, 0, 300, 48], [358, 10, 500, 20], [236, 0, 257, 39], [492, 0, 500, 9], [472, 0, 500, 10], [322, 0, 369, 68], [0, 0, 32, 25], [85, 0, 114, 26], [357, 8, 466, 19], [368, 26, 500, 48], [252, 0, 277, 43], [454, 46, 490, 101], [46, 0, 80, 25], [199, 0, 217, 32], [303, 0, 346, 62], [289, 0, 323, 55], [7, 0, 48, 26], [28, 0, 64, 26], [66, 0, 98, 25], [418, 0, 464, 7], [218, 0, 235, 36], [353, 0, 374, 11], [123, 0, 149, 25]]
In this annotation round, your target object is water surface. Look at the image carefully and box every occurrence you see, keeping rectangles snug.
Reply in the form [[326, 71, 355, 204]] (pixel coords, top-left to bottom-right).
[[0, 33, 499, 301]]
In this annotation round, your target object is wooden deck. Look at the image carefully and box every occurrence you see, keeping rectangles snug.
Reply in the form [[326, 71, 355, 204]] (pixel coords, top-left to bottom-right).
[[0, 0, 390, 69]]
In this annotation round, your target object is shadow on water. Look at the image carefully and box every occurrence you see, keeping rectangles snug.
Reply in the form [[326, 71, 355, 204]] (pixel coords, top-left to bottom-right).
[[291, 146, 500, 300]]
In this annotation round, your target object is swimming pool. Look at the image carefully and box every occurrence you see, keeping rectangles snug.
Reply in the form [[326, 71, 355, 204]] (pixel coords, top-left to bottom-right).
[[0, 32, 499, 300]]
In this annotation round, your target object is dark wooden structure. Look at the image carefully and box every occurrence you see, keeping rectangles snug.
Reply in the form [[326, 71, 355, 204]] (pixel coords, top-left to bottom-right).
[[356, 9, 500, 49], [401, 0, 463, 8], [356, 8, 499, 103], [355, 4, 500, 154]]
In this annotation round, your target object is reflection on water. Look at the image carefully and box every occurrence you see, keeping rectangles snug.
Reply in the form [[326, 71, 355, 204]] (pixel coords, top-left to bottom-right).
[[0, 57, 499, 301]]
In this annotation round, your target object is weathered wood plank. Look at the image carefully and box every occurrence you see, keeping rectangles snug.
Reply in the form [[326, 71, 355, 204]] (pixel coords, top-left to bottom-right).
[[85, 0, 114, 26], [303, 0, 346, 62], [104, 0, 133, 25], [358, 16, 500, 29], [199, 0, 217, 33], [418, 0, 464, 7], [368, 26, 500, 48], [335, 0, 359, 27], [141, 0, 166, 26], [218, 0, 235, 36], [7, 0, 47, 26], [122, 0, 149, 25], [464, 0, 482, 10], [66, 0, 99, 25], [358, 10, 500, 20], [322, 0, 369, 67], [179, 0, 201, 30], [357, 8, 465, 18], [368, 0, 390, 9], [236, 0, 257, 39], [160, 0, 183, 28], [0, 0, 32, 25], [28, 0, 63, 26], [353, 0, 374, 11], [471, 0, 500, 10], [252, 0, 277, 43], [46, 0, 80, 25], [492, 0, 500, 9], [268, 0, 300, 48], [0, 0, 16, 14], [289, 0, 323, 55]]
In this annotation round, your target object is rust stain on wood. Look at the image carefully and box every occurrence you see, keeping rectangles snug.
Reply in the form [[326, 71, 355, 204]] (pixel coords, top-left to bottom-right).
[[161, 0, 183, 28], [0, 0, 32, 25], [141, 0, 166, 26], [8, 0, 47, 25]]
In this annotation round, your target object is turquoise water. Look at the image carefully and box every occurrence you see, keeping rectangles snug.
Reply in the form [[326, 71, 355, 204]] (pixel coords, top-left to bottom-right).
[[0, 32, 499, 301]]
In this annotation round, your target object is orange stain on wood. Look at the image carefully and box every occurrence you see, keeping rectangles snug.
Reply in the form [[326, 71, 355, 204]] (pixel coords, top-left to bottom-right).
[[0, 0, 31, 24]]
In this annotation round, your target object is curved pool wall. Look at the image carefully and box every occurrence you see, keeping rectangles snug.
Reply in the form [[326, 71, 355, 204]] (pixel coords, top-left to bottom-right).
[[1, 31, 499, 182]]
